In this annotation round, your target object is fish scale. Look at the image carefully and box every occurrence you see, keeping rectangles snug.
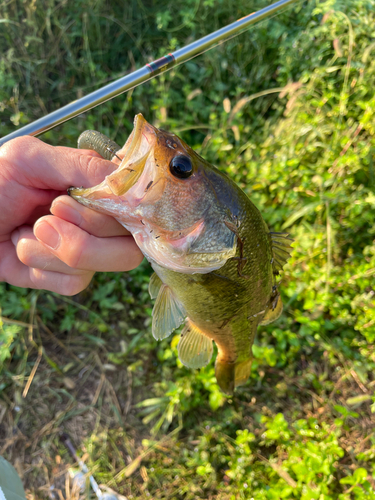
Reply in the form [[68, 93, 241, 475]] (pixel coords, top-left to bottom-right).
[[69, 113, 293, 394]]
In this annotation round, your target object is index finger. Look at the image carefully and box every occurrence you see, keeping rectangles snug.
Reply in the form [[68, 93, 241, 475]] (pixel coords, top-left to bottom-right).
[[0, 135, 118, 191], [50, 195, 130, 238]]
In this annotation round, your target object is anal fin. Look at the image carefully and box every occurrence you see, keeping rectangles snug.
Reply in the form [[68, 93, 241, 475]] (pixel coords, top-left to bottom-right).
[[152, 284, 185, 341], [177, 320, 213, 369]]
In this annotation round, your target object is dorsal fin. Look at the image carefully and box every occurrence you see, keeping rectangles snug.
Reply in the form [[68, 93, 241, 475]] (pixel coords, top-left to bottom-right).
[[177, 320, 213, 369], [152, 284, 185, 341], [149, 272, 163, 299], [270, 232, 294, 275]]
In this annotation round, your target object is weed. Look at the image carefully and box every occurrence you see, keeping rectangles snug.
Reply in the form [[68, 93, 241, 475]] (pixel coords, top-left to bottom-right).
[[1, 0, 375, 498]]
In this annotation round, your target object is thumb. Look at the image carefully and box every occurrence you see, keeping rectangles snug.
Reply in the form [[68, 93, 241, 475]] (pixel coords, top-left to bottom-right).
[[0, 135, 117, 191]]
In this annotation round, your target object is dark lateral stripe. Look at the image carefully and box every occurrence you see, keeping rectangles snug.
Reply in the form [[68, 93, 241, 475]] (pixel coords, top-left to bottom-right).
[[146, 53, 176, 75]]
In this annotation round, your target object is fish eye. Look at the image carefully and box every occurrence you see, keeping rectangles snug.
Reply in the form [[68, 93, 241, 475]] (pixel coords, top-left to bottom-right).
[[169, 155, 193, 179]]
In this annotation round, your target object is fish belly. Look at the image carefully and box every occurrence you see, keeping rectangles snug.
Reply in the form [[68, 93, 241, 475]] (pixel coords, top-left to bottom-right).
[[151, 259, 271, 394]]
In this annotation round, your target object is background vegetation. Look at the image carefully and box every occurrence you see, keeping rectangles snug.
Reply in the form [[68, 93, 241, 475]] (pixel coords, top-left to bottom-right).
[[1, 0, 375, 498]]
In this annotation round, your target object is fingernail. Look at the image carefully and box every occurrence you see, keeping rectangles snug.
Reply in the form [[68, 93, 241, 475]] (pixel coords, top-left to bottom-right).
[[51, 201, 82, 226], [11, 229, 19, 246], [34, 221, 61, 250]]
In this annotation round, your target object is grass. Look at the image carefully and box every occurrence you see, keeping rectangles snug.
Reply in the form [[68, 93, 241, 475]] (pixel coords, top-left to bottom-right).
[[1, 0, 375, 498]]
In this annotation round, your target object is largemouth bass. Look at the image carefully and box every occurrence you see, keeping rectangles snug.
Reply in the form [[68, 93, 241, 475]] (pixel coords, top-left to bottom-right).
[[69, 114, 292, 394]]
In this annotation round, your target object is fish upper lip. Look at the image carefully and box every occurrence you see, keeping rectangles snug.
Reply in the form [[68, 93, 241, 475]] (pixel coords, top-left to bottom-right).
[[118, 113, 148, 165], [69, 114, 157, 202], [108, 114, 158, 200]]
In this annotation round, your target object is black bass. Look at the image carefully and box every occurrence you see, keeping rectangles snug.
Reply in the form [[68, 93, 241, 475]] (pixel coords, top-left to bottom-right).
[[69, 114, 292, 394]]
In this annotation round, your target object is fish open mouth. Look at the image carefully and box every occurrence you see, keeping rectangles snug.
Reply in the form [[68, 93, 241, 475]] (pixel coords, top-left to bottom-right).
[[68, 114, 157, 206], [69, 114, 238, 274]]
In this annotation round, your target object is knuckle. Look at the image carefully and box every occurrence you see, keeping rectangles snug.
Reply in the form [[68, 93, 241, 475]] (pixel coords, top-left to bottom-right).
[[79, 154, 112, 185], [0, 137, 44, 184], [0, 136, 39, 161]]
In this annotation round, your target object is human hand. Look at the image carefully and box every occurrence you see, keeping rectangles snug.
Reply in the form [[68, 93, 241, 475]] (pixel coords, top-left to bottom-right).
[[0, 136, 144, 295]]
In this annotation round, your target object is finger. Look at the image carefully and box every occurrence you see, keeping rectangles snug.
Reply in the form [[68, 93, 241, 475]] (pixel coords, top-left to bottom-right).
[[0, 239, 36, 288], [29, 268, 94, 296], [57, 146, 104, 158], [0, 136, 119, 190], [2, 232, 95, 294], [13, 225, 86, 275], [33, 216, 144, 272], [1, 237, 91, 295], [50, 195, 130, 237]]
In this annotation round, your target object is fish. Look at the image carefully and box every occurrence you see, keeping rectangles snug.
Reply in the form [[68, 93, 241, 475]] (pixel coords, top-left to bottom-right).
[[69, 114, 293, 394]]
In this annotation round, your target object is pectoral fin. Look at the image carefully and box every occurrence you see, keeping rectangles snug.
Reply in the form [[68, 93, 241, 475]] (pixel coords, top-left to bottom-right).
[[149, 272, 163, 299], [177, 320, 213, 369], [152, 285, 185, 341]]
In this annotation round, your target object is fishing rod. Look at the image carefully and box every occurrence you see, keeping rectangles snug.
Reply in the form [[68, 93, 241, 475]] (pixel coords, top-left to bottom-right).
[[0, 0, 299, 146]]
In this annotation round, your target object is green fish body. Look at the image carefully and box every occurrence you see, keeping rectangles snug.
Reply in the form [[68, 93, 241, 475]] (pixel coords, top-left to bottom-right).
[[70, 114, 292, 394]]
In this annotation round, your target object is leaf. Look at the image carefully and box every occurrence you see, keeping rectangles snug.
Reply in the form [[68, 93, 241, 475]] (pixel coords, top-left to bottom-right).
[[136, 397, 165, 408], [353, 467, 368, 484], [281, 201, 321, 230], [334, 405, 349, 416], [209, 390, 225, 411], [0, 456, 26, 500], [346, 395, 372, 406], [0, 19, 19, 25], [340, 476, 355, 485]]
